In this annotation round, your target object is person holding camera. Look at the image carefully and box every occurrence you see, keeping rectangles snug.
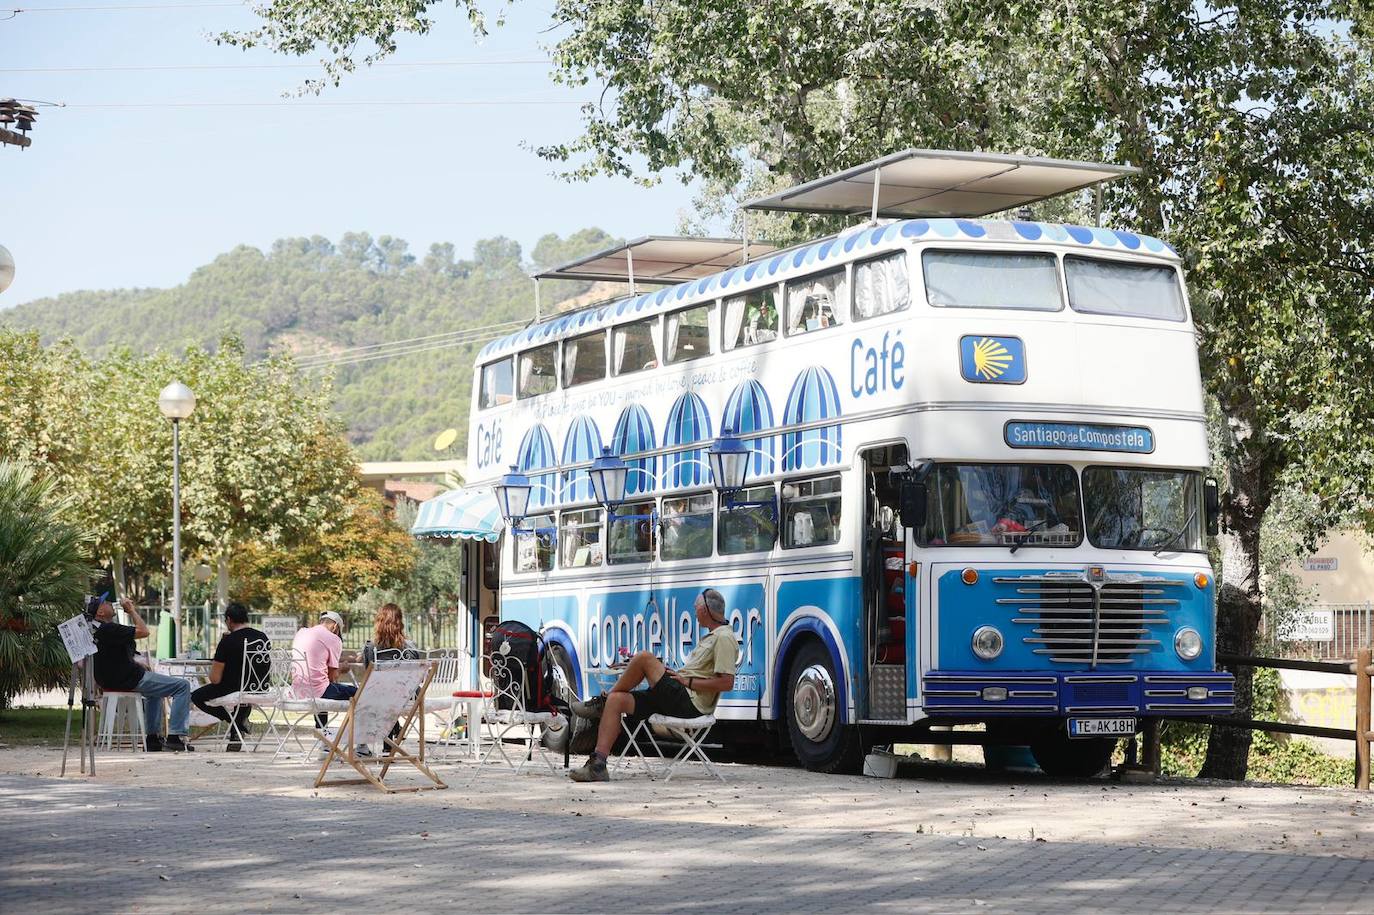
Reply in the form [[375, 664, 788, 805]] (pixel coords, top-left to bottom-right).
[[87, 595, 194, 752]]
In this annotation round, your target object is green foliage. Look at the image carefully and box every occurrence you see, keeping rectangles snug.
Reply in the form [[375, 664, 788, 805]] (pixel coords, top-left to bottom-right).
[[214, 0, 502, 95], [351, 499, 464, 647], [0, 461, 94, 708], [1160, 667, 1354, 786], [1, 230, 614, 463], [232, 488, 416, 616]]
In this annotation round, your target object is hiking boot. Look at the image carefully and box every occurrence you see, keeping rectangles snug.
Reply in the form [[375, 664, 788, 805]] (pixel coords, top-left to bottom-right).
[[162, 735, 195, 752], [571, 694, 607, 720], [568, 754, 610, 783], [356, 743, 374, 758], [145, 735, 164, 752]]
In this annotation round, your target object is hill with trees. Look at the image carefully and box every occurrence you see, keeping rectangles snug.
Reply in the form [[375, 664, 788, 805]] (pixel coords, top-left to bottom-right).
[[0, 228, 616, 460]]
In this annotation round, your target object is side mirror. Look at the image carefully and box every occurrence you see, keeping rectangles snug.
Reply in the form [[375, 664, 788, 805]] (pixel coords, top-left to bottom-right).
[[1204, 478, 1220, 537], [900, 480, 928, 530]]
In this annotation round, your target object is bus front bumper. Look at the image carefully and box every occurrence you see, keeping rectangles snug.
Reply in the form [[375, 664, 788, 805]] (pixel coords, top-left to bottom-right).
[[921, 670, 1235, 717]]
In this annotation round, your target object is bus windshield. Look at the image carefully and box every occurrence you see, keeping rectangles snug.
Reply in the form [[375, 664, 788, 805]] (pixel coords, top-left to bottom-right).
[[1083, 467, 1203, 551], [919, 463, 1082, 547]]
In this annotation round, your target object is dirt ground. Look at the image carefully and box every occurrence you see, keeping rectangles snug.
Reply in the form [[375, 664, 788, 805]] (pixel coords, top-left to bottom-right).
[[3, 738, 1370, 861]]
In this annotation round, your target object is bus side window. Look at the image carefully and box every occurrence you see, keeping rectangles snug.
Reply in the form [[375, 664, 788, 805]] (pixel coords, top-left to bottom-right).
[[787, 268, 846, 336], [559, 508, 604, 568], [612, 317, 660, 375], [781, 475, 843, 548], [608, 500, 656, 564], [517, 343, 558, 398], [665, 303, 712, 364], [563, 330, 608, 388], [660, 492, 714, 560], [719, 484, 778, 555], [513, 513, 556, 572], [479, 357, 514, 409], [853, 253, 911, 320], [722, 287, 780, 350]]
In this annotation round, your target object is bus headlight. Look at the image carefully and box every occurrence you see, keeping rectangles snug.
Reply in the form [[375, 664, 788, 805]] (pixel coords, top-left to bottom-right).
[[1174, 627, 1203, 661], [972, 626, 1004, 660]]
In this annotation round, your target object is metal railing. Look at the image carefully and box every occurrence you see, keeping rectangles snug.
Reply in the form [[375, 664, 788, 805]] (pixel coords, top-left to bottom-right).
[[1181, 650, 1374, 791], [1272, 602, 1373, 661]]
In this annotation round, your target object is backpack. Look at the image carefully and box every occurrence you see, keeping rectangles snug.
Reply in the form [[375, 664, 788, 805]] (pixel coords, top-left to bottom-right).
[[489, 621, 563, 715]]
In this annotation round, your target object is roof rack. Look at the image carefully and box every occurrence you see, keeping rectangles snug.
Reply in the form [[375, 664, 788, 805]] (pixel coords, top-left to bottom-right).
[[743, 149, 1139, 221], [533, 235, 778, 289]]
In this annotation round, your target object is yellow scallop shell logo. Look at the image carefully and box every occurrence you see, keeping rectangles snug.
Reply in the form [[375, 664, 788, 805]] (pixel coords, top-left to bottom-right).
[[971, 337, 1014, 380]]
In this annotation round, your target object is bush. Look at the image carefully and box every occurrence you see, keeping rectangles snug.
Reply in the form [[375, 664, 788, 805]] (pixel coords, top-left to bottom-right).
[[0, 461, 93, 708], [1160, 666, 1354, 786]]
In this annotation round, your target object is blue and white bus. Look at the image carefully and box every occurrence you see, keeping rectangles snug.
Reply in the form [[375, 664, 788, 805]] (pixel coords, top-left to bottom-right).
[[455, 151, 1235, 775]]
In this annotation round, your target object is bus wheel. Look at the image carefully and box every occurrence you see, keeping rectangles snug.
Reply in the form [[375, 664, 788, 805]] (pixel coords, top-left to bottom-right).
[[1029, 732, 1116, 778], [785, 642, 859, 773]]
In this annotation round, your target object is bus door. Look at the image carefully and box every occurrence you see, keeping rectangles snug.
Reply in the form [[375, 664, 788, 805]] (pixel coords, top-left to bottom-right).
[[861, 444, 909, 721]]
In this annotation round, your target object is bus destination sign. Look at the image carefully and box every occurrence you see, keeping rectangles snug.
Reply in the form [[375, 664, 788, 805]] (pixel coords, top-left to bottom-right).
[[1005, 420, 1155, 454]]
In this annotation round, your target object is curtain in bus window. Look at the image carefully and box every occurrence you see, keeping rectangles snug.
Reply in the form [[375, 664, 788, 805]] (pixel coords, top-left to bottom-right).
[[1064, 256, 1185, 321], [724, 288, 780, 349], [787, 270, 845, 334], [923, 251, 1060, 310], [613, 319, 657, 374], [853, 253, 911, 320], [666, 313, 679, 361], [723, 295, 747, 350], [562, 338, 578, 382]]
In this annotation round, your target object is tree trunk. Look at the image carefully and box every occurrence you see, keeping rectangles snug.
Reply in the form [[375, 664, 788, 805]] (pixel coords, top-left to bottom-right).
[[1199, 444, 1269, 780]]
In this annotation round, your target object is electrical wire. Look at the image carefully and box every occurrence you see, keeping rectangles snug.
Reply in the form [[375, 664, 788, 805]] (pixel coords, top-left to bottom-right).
[[57, 98, 578, 108], [294, 321, 528, 370], [0, 58, 549, 73], [3, 2, 245, 11]]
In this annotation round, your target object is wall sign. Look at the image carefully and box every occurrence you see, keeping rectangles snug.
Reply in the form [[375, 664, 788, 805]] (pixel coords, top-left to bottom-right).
[[1302, 557, 1338, 572], [1005, 420, 1155, 454]]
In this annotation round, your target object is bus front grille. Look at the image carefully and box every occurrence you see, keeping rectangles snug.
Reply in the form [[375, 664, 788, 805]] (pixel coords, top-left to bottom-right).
[[997, 577, 1181, 667]]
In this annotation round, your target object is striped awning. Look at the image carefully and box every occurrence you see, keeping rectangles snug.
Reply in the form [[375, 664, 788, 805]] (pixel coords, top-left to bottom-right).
[[410, 487, 504, 541]]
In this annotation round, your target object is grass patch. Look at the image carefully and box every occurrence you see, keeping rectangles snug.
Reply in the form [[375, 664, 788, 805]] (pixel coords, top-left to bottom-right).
[[0, 706, 76, 745]]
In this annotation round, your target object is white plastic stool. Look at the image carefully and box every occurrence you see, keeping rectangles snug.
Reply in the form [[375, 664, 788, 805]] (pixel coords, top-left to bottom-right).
[[98, 691, 147, 751]]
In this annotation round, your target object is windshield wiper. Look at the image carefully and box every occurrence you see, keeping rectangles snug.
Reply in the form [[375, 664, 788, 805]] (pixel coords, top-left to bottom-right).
[[1008, 518, 1053, 554], [1151, 509, 1199, 557]]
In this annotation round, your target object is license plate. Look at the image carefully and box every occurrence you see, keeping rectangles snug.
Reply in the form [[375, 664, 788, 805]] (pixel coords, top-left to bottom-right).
[[1067, 717, 1136, 738]]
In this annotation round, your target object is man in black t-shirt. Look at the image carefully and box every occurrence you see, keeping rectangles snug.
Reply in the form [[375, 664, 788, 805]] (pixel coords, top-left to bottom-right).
[[192, 602, 270, 751], [89, 596, 195, 752]]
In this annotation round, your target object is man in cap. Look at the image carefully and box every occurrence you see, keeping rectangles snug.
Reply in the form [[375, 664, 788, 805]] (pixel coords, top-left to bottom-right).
[[568, 588, 737, 783], [87, 594, 194, 752], [291, 610, 356, 729]]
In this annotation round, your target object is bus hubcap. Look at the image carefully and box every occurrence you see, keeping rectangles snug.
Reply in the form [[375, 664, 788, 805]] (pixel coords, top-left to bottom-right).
[[793, 664, 836, 742]]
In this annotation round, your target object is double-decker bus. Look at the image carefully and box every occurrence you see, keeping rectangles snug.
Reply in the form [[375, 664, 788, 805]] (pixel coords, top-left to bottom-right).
[[447, 150, 1234, 775]]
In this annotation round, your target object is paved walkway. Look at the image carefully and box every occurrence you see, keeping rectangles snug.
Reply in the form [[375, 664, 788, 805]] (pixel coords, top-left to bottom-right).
[[2, 773, 1372, 913]]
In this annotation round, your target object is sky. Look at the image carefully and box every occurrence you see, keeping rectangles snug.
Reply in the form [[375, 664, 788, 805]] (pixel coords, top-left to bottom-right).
[[0, 1, 697, 305]]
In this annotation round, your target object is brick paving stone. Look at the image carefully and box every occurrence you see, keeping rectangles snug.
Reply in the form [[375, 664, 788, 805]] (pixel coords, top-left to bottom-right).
[[2, 775, 1372, 914]]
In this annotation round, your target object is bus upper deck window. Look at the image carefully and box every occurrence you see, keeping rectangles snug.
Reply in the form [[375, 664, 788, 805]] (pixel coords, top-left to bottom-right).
[[923, 250, 1061, 311], [612, 317, 660, 376], [666, 304, 712, 364], [608, 500, 656, 564], [661, 492, 714, 560], [787, 268, 846, 336], [517, 344, 558, 398], [563, 330, 607, 388], [723, 288, 780, 350], [1065, 256, 1186, 321], [853, 253, 911, 320], [479, 357, 514, 409]]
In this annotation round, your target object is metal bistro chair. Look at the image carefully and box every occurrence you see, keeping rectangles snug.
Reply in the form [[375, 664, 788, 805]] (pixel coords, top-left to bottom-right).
[[467, 646, 563, 780], [202, 639, 273, 749]]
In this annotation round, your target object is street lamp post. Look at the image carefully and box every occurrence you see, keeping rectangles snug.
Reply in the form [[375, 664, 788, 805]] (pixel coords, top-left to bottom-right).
[[158, 381, 196, 657]]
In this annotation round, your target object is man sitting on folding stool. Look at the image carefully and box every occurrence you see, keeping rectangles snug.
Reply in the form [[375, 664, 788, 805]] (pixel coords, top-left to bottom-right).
[[569, 588, 736, 783]]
